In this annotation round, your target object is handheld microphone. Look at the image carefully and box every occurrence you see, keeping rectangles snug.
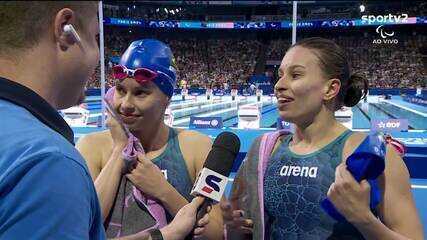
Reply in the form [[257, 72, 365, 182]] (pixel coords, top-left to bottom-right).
[[190, 131, 240, 221]]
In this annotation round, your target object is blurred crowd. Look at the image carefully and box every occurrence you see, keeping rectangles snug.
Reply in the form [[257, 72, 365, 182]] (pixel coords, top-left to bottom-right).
[[86, 30, 426, 90], [87, 34, 261, 90], [103, 2, 426, 22], [266, 33, 426, 89]]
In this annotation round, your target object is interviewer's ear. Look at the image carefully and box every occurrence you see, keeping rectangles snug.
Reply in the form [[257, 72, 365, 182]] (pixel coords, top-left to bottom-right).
[[55, 8, 80, 51]]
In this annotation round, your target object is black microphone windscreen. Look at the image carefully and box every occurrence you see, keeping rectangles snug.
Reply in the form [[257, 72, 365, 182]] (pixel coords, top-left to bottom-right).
[[203, 132, 240, 177]]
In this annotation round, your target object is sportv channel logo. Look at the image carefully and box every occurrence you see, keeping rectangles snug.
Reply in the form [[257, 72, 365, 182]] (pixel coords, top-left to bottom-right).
[[361, 13, 408, 45], [201, 175, 223, 194], [361, 13, 409, 25]]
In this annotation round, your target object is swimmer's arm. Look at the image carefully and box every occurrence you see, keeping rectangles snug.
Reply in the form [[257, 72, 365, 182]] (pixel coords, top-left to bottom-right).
[[76, 134, 103, 180], [77, 135, 125, 222], [94, 146, 126, 222], [352, 146, 423, 240]]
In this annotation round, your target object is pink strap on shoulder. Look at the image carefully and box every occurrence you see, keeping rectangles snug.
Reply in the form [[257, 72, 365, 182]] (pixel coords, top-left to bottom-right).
[[257, 130, 290, 240], [384, 135, 406, 156]]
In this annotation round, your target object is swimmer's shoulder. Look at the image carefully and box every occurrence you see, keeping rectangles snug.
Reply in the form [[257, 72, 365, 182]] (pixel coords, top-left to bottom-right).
[[76, 130, 112, 148], [343, 131, 402, 160], [76, 130, 113, 160], [173, 128, 212, 173], [174, 128, 213, 148], [342, 131, 367, 160], [264, 131, 291, 156]]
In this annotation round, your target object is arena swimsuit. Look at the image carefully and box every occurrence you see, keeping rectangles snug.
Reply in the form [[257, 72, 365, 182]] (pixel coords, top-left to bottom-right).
[[263, 130, 372, 240]]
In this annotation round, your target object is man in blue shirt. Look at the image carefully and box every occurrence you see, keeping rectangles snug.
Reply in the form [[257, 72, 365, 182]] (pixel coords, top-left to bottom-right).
[[0, 2, 209, 240], [0, 2, 104, 239]]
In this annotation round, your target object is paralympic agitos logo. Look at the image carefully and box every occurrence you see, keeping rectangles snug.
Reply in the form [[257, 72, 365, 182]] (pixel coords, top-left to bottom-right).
[[201, 175, 222, 194], [372, 25, 398, 45], [376, 25, 395, 39]]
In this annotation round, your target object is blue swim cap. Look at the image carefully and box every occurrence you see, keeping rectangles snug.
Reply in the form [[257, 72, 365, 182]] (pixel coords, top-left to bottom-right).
[[119, 39, 177, 98]]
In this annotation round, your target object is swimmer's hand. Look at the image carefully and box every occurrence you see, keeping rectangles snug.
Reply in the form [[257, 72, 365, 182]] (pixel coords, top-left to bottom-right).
[[106, 111, 128, 149], [161, 197, 210, 240], [126, 153, 172, 200], [221, 201, 253, 235], [327, 163, 372, 224]]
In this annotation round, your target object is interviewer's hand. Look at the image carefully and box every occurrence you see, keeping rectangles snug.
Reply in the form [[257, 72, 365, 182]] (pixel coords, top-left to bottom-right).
[[161, 197, 210, 240]]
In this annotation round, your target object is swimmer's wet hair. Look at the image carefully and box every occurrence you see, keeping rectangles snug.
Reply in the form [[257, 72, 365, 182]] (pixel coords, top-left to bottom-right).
[[291, 37, 369, 109]]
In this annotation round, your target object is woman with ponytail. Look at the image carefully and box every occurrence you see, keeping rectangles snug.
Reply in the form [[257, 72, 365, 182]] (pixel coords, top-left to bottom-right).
[[222, 37, 423, 240]]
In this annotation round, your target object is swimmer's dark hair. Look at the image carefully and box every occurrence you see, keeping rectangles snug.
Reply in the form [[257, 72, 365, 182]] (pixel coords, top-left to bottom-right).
[[291, 37, 369, 109]]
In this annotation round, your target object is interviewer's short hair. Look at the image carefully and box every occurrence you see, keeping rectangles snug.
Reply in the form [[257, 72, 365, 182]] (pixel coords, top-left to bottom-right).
[[0, 1, 97, 56]]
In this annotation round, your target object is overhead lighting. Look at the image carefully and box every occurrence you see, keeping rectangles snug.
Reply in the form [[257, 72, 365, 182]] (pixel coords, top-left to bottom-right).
[[133, 5, 136, 9], [359, 4, 365, 12], [171, 10, 175, 15], [156, 8, 159, 12], [127, 7, 130, 11], [164, 8, 168, 13]]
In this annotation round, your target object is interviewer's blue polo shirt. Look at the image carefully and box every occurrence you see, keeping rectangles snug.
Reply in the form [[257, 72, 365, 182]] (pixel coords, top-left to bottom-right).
[[0, 77, 105, 239]]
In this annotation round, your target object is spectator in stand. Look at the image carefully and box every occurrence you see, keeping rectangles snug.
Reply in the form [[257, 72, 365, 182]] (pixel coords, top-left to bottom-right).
[[86, 30, 425, 92]]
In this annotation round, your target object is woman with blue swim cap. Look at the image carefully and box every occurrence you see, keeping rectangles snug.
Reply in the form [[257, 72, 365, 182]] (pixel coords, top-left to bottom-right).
[[77, 39, 224, 239], [222, 37, 423, 240]]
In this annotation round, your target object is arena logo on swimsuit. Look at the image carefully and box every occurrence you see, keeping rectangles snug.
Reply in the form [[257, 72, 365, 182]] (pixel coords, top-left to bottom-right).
[[280, 165, 318, 178], [201, 175, 222, 193]]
